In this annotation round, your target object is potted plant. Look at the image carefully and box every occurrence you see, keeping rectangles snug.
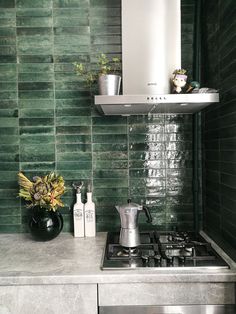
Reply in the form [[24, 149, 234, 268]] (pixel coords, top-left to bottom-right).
[[18, 172, 66, 241], [74, 53, 121, 95]]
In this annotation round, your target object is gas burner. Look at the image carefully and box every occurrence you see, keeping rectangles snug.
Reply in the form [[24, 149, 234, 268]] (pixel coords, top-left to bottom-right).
[[167, 231, 190, 243], [117, 247, 140, 258]]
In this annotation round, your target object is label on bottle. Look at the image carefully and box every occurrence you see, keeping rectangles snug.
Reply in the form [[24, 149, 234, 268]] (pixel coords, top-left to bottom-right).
[[74, 208, 83, 220], [85, 210, 94, 222]]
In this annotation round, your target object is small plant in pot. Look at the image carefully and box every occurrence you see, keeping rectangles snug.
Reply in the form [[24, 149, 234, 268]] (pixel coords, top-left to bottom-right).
[[74, 53, 121, 95], [18, 172, 66, 241]]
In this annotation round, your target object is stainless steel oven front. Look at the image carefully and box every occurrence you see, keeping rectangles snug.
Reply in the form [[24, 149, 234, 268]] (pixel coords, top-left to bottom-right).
[[99, 305, 236, 314]]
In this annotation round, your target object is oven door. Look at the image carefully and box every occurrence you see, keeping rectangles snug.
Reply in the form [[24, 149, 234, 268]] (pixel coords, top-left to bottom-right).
[[99, 305, 236, 314]]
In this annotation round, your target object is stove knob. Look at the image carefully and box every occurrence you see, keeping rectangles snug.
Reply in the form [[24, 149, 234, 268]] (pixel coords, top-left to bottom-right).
[[154, 254, 162, 266], [141, 255, 150, 266], [178, 256, 186, 265]]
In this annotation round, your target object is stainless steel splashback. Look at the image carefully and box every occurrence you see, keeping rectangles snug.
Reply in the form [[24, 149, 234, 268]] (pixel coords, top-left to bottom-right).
[[122, 0, 181, 95]]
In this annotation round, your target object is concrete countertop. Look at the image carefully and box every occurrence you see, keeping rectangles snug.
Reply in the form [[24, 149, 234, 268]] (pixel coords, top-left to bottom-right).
[[0, 232, 235, 286]]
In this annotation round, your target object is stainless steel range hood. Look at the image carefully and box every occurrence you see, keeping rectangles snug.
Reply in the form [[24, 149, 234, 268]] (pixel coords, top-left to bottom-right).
[[95, 0, 219, 115]]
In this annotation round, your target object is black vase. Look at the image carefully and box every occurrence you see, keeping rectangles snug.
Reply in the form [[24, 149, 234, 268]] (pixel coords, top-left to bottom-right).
[[29, 206, 63, 241]]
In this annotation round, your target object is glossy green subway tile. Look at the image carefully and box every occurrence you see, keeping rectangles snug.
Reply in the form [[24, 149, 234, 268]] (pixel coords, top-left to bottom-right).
[[55, 90, 90, 99], [0, 225, 22, 233], [93, 134, 127, 144], [20, 143, 55, 162], [0, 117, 18, 127], [92, 125, 127, 134], [53, 0, 89, 8], [0, 162, 18, 171], [0, 135, 19, 144], [55, 81, 87, 91], [18, 55, 53, 63], [20, 109, 54, 118], [16, 8, 52, 17], [20, 134, 54, 145], [0, 55, 16, 63], [0, 214, 21, 225], [0, 189, 18, 199], [93, 151, 128, 160], [93, 160, 128, 169], [19, 118, 54, 127], [57, 151, 92, 162], [54, 43, 90, 54], [18, 82, 53, 91], [0, 27, 15, 36], [56, 143, 91, 153], [93, 169, 128, 179], [17, 17, 52, 27], [93, 178, 128, 188], [56, 116, 91, 126], [56, 107, 91, 117], [0, 153, 19, 162], [19, 90, 54, 99], [0, 36, 16, 46], [56, 126, 91, 135], [0, 109, 18, 117], [19, 70, 53, 82], [0, 198, 20, 209], [20, 162, 55, 171], [58, 170, 91, 180], [57, 161, 91, 171], [93, 187, 128, 198], [0, 91, 17, 99], [16, 0, 52, 8], [0, 18, 16, 27], [54, 26, 89, 36], [18, 62, 54, 73], [56, 134, 91, 144], [53, 8, 89, 18], [20, 126, 54, 135], [93, 143, 127, 152], [0, 0, 15, 8], [0, 82, 16, 90], [19, 99, 54, 109], [92, 116, 127, 125], [17, 44, 53, 55], [0, 64, 17, 80]]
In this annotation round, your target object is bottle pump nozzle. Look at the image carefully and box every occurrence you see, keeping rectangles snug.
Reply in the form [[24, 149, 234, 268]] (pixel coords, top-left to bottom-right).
[[72, 181, 83, 194]]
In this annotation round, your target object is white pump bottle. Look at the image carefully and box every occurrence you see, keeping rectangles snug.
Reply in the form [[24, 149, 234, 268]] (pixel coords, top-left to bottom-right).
[[73, 182, 84, 237], [84, 184, 96, 237]]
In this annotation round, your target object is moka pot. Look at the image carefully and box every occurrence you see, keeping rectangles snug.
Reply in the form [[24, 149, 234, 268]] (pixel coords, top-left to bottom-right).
[[115, 200, 152, 248]]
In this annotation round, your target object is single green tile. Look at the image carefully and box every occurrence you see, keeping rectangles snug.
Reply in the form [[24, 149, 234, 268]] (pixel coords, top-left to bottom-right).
[[54, 26, 89, 36], [56, 98, 91, 109], [56, 126, 91, 134], [92, 116, 127, 125], [19, 99, 54, 109], [0, 0, 15, 8], [56, 107, 91, 117], [0, 18, 16, 27], [18, 82, 53, 91], [93, 187, 128, 198], [93, 151, 128, 160], [0, 135, 19, 144], [20, 134, 54, 145], [55, 90, 90, 99], [93, 178, 128, 188], [16, 8, 52, 17], [19, 90, 54, 99], [0, 36, 16, 46], [93, 159, 128, 169], [93, 134, 127, 144], [92, 125, 127, 134], [16, 0, 52, 8], [19, 117, 54, 126], [17, 17, 52, 27], [59, 170, 91, 180], [56, 134, 91, 144], [57, 161, 91, 170], [0, 145, 18, 154], [0, 82, 16, 90], [0, 109, 18, 117], [19, 72, 54, 81], [18, 62, 53, 73], [56, 143, 91, 153], [54, 43, 90, 54], [53, 0, 89, 8], [55, 81, 88, 91], [0, 162, 18, 170], [93, 143, 127, 152], [20, 126, 54, 135], [20, 162, 55, 171], [0, 208, 20, 215], [93, 169, 128, 179], [53, 8, 89, 18], [56, 116, 91, 126], [0, 153, 19, 162], [57, 152, 91, 162], [0, 91, 17, 99], [20, 108, 54, 118], [0, 117, 18, 127], [18, 55, 53, 63], [0, 199, 20, 208], [0, 55, 16, 63]]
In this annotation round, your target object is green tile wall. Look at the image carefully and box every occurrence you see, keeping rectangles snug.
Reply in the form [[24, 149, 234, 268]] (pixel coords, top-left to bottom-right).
[[202, 0, 236, 256], [0, 0, 195, 233]]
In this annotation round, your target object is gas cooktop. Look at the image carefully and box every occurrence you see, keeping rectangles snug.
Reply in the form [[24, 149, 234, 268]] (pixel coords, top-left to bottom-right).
[[101, 231, 229, 270]]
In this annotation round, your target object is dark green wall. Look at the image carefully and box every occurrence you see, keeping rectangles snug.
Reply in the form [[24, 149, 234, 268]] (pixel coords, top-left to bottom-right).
[[0, 0, 195, 233], [202, 0, 236, 255]]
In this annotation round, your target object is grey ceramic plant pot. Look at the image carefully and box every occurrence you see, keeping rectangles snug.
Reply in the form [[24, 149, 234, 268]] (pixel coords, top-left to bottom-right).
[[98, 74, 121, 95]]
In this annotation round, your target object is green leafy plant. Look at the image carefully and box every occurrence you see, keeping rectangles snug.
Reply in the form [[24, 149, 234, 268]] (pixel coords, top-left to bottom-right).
[[18, 172, 66, 211], [74, 53, 121, 86]]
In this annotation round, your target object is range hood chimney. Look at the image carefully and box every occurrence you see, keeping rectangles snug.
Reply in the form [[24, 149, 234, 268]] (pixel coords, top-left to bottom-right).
[[95, 0, 219, 115]]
